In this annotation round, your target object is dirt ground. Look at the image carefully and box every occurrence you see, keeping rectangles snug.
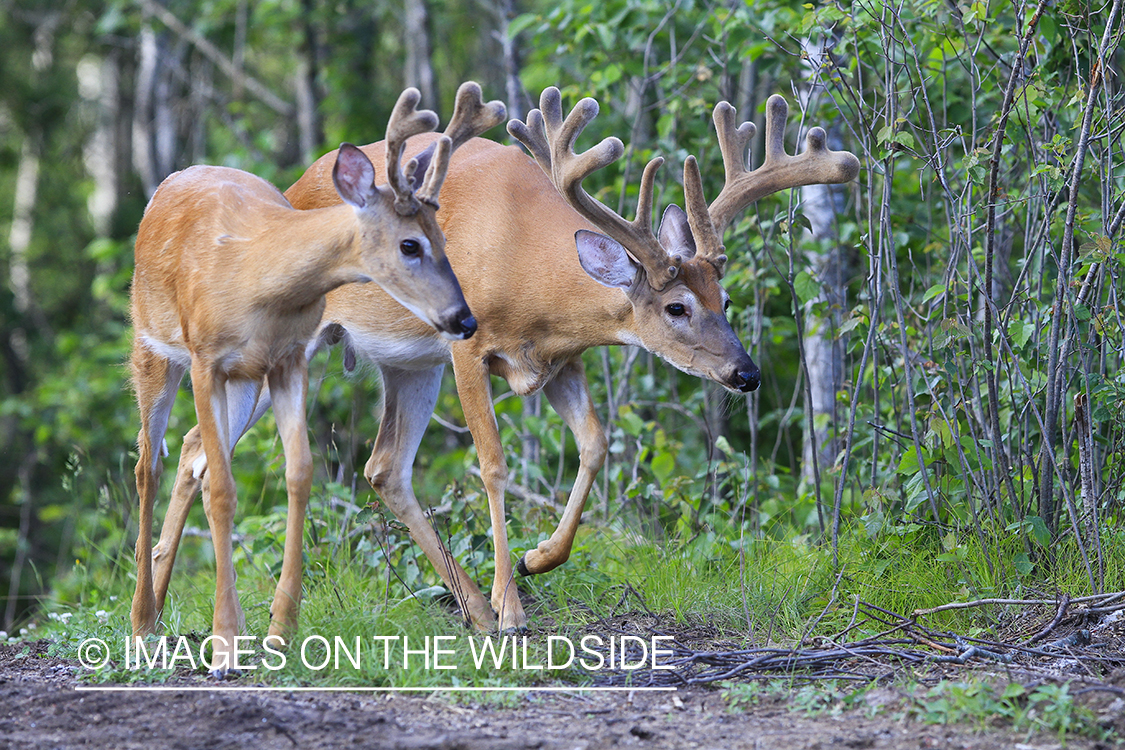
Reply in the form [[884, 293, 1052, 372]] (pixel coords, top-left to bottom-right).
[[2, 639, 1122, 750]]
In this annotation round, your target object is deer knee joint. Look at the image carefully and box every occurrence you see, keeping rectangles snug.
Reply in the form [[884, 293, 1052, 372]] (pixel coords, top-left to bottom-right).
[[481, 463, 508, 494], [582, 432, 608, 469], [286, 451, 313, 483]]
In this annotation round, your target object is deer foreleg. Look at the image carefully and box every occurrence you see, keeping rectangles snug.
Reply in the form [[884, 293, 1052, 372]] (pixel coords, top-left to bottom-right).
[[365, 364, 496, 630], [521, 358, 606, 575], [192, 364, 244, 677], [451, 351, 526, 632], [266, 358, 311, 643]]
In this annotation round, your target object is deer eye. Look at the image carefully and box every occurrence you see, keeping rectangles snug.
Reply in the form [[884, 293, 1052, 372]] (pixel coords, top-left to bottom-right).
[[400, 239, 422, 257], [724, 299, 732, 312], [665, 302, 686, 317]]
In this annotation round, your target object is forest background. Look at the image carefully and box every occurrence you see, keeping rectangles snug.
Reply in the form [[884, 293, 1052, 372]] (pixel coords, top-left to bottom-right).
[[0, 0, 1122, 637]]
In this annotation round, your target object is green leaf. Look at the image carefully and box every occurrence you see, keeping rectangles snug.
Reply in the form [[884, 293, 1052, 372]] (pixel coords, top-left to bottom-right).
[[714, 435, 735, 456], [922, 284, 946, 303], [941, 531, 958, 552], [651, 451, 676, 484], [837, 314, 864, 336], [1007, 319, 1035, 348], [1025, 516, 1052, 547], [862, 509, 885, 538], [794, 271, 820, 304], [507, 13, 539, 38], [892, 131, 915, 150], [1002, 683, 1027, 700], [897, 446, 922, 476], [619, 409, 646, 437], [1011, 553, 1034, 576]]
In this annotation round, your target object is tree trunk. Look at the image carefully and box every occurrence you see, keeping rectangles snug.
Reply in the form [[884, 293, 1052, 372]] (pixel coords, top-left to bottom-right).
[[295, 0, 324, 165], [78, 55, 120, 237], [134, 21, 179, 197], [799, 199, 847, 484], [403, 0, 437, 109], [474, 0, 525, 120], [798, 38, 849, 486]]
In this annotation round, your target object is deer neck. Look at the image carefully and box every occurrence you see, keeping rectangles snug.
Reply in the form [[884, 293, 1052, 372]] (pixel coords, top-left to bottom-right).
[[252, 203, 372, 312]]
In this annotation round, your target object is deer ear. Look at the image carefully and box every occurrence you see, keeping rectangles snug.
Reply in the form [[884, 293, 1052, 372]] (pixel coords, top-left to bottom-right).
[[657, 204, 696, 259], [575, 230, 639, 289], [333, 143, 380, 209]]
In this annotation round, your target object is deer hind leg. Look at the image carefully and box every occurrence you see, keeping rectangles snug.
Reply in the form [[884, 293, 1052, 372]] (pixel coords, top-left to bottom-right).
[[450, 351, 526, 632], [265, 358, 311, 643], [521, 358, 606, 576], [130, 342, 187, 638], [365, 364, 496, 630], [153, 381, 271, 616]]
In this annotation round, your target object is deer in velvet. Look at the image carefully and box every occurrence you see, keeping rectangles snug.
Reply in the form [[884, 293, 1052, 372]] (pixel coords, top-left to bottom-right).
[[129, 84, 503, 674], [151, 87, 859, 634]]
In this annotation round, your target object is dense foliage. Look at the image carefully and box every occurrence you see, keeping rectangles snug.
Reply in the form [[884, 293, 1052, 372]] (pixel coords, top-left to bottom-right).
[[1, 0, 1122, 629]]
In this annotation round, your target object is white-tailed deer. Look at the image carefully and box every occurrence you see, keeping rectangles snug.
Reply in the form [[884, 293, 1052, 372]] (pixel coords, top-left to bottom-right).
[[152, 88, 859, 634], [129, 84, 504, 674]]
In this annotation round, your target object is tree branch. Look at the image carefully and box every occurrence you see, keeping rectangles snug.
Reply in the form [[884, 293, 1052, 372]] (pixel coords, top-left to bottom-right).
[[139, 0, 294, 118]]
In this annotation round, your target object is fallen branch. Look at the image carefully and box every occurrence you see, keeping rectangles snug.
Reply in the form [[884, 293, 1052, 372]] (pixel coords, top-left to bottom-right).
[[1021, 594, 1070, 646], [913, 591, 1125, 616]]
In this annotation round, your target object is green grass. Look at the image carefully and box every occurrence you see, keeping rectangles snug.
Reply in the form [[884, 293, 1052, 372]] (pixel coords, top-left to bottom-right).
[[37, 512, 1125, 669], [721, 679, 1113, 744]]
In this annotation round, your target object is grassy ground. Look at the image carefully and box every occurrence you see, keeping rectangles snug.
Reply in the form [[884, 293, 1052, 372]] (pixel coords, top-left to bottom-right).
[[11, 475, 1119, 745]]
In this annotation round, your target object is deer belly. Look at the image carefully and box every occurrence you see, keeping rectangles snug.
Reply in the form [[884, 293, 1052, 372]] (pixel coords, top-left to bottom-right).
[[345, 328, 452, 370]]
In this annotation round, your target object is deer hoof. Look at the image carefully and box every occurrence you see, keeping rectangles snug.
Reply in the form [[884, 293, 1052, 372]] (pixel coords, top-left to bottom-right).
[[211, 666, 242, 681], [499, 621, 529, 636]]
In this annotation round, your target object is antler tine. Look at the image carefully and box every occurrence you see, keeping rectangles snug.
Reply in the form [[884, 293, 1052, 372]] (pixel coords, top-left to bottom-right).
[[506, 107, 552, 173], [414, 135, 453, 207], [442, 81, 508, 152], [683, 156, 727, 275], [385, 87, 440, 215], [708, 94, 860, 233], [509, 86, 678, 290], [405, 82, 506, 207], [712, 101, 756, 187]]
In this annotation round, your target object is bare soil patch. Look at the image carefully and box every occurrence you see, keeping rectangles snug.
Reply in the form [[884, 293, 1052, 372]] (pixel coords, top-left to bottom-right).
[[2, 623, 1122, 750]]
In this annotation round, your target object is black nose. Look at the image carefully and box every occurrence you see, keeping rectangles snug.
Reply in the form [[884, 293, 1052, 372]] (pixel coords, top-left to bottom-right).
[[732, 367, 760, 393], [456, 314, 477, 339]]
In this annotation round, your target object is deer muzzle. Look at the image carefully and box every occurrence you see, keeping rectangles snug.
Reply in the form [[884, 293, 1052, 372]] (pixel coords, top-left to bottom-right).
[[442, 309, 477, 340], [728, 361, 761, 393]]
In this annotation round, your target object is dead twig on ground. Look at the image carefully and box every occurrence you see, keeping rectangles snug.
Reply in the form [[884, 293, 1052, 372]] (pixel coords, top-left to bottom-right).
[[582, 597, 1125, 692]]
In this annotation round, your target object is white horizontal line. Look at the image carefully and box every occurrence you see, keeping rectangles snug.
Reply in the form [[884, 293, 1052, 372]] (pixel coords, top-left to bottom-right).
[[74, 685, 677, 693]]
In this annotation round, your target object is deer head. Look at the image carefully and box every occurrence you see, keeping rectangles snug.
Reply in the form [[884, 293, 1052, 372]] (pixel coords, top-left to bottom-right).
[[508, 88, 859, 393], [343, 84, 505, 339]]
